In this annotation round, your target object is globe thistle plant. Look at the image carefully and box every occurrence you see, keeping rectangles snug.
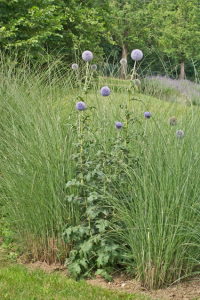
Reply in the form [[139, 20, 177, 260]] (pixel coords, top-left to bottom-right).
[[176, 130, 184, 138], [134, 79, 141, 86], [131, 49, 143, 61], [91, 64, 97, 71], [82, 50, 93, 61], [130, 49, 143, 81], [76, 101, 86, 111], [100, 86, 110, 96], [72, 63, 78, 70], [120, 58, 127, 65], [115, 122, 123, 130], [144, 111, 152, 119], [168, 116, 177, 126]]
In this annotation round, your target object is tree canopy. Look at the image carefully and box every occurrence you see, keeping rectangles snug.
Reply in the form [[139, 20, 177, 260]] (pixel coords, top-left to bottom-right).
[[1, 0, 200, 78]]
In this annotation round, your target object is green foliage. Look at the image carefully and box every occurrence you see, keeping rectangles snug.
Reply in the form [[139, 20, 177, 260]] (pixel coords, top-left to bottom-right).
[[0, 0, 111, 60], [150, 0, 200, 72], [0, 0, 63, 47]]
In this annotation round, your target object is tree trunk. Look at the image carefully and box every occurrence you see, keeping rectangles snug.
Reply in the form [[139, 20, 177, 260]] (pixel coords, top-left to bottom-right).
[[180, 61, 185, 80], [121, 45, 127, 79]]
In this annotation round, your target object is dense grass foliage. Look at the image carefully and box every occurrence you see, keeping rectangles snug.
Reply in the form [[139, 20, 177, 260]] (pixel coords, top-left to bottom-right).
[[1, 56, 200, 289]]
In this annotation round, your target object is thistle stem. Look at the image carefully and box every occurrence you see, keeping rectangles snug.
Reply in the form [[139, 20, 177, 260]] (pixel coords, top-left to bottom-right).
[[79, 111, 92, 237], [131, 61, 137, 81], [84, 61, 89, 92], [125, 91, 130, 147]]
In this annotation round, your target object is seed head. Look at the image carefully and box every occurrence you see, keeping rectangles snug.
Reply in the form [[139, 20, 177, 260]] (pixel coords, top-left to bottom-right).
[[100, 86, 110, 96], [72, 63, 78, 70], [82, 50, 93, 61], [91, 64, 97, 71], [176, 130, 184, 138], [115, 122, 123, 130], [76, 101, 86, 111], [120, 58, 127, 65], [168, 116, 177, 126], [134, 79, 141, 86], [144, 111, 151, 119], [131, 49, 143, 61]]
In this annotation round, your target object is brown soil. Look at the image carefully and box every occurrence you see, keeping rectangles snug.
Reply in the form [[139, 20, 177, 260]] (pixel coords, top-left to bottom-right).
[[86, 272, 200, 300], [24, 260, 200, 300]]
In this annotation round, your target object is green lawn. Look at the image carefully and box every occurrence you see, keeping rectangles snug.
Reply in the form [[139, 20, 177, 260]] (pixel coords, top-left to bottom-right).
[[0, 253, 152, 300]]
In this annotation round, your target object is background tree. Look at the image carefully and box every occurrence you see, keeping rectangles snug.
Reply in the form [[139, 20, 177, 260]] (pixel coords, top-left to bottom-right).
[[109, 0, 153, 77], [0, 0, 111, 60], [150, 0, 200, 79]]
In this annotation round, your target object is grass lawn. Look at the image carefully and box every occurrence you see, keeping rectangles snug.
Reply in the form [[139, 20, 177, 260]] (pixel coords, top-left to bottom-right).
[[0, 252, 153, 300]]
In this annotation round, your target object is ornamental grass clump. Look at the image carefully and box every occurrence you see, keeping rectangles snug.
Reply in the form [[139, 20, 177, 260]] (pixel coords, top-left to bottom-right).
[[2, 50, 200, 291], [110, 111, 200, 289]]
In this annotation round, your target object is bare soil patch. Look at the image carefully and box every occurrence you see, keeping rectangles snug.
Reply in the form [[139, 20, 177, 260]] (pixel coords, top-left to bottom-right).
[[86, 273, 200, 300]]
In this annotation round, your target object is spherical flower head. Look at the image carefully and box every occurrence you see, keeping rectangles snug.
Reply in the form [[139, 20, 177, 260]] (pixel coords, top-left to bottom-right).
[[91, 64, 97, 71], [144, 111, 151, 119], [176, 130, 184, 138], [131, 49, 143, 61], [168, 116, 177, 126], [134, 79, 141, 86], [76, 101, 86, 111], [115, 122, 123, 130], [100, 86, 110, 96], [120, 58, 127, 65], [72, 63, 78, 70], [82, 50, 93, 61]]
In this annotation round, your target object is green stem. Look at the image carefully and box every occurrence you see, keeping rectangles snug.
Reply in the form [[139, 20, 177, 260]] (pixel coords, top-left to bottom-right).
[[84, 61, 89, 93], [125, 91, 130, 147], [103, 99, 106, 196], [79, 111, 92, 237], [130, 60, 137, 81]]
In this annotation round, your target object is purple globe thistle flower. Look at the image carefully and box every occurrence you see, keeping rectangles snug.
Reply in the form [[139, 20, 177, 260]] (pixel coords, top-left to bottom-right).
[[82, 50, 93, 61], [134, 79, 141, 86], [91, 64, 97, 71], [72, 63, 78, 70], [120, 58, 127, 65], [115, 122, 123, 130], [168, 116, 177, 126], [76, 101, 86, 111], [144, 111, 151, 119], [131, 49, 143, 61], [100, 86, 110, 96], [176, 130, 184, 138]]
